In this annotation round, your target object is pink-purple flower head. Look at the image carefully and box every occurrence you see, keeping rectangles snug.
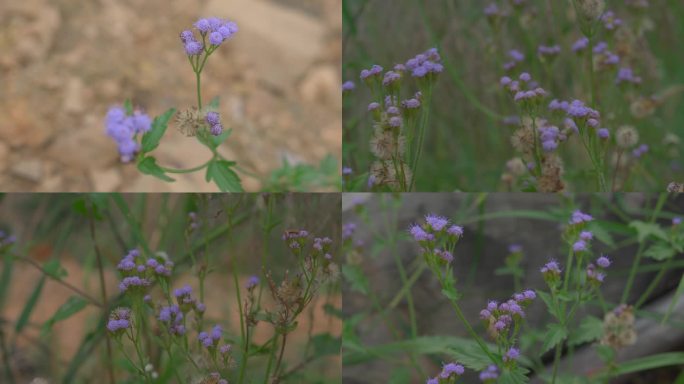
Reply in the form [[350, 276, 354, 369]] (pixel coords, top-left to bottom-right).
[[539, 125, 560, 153], [401, 98, 421, 110], [360, 64, 383, 81], [632, 144, 649, 158], [503, 49, 525, 71], [573, 240, 588, 252], [570, 210, 594, 225], [586, 263, 606, 284], [342, 81, 355, 93], [579, 231, 593, 241], [597, 255, 611, 268], [439, 362, 465, 378], [119, 276, 151, 293], [436, 249, 454, 263], [425, 214, 449, 232], [601, 11, 623, 30], [105, 106, 151, 162], [541, 259, 562, 275], [409, 224, 434, 243], [538, 44, 561, 57], [508, 244, 523, 253], [572, 37, 589, 53], [246, 275, 260, 290], [504, 347, 520, 362], [107, 307, 132, 334], [598, 128, 610, 139], [674, 217, 682, 226], [405, 48, 443, 79], [426, 378, 438, 384], [447, 225, 464, 238], [159, 305, 186, 336], [204, 111, 223, 136], [382, 71, 401, 88], [616, 67, 642, 85], [479, 365, 499, 381]]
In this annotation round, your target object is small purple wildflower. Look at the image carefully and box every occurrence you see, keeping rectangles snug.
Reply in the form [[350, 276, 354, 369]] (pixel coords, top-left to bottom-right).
[[538, 44, 561, 57], [616, 67, 642, 85], [504, 347, 520, 362], [597, 255, 611, 268], [633, 144, 649, 158], [479, 365, 499, 381], [425, 214, 449, 232], [580, 231, 593, 241], [570, 210, 593, 225], [541, 260, 562, 275], [447, 225, 464, 237], [509, 244, 523, 253], [342, 81, 355, 92], [246, 275, 260, 289], [674, 217, 682, 226], [408, 224, 433, 242], [440, 362, 465, 378], [598, 128, 610, 139], [573, 240, 587, 252], [572, 37, 589, 52], [205, 111, 223, 136]]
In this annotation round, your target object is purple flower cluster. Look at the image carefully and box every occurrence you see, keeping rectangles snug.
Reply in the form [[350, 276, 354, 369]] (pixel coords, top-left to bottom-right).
[[119, 276, 152, 293], [408, 214, 463, 243], [246, 275, 260, 290], [674, 217, 682, 226], [117, 249, 174, 281], [503, 347, 520, 362], [501, 73, 547, 107], [405, 48, 443, 79], [539, 124, 562, 152], [198, 324, 223, 348], [180, 17, 238, 55], [503, 49, 525, 71], [479, 365, 499, 381], [479, 290, 536, 336], [572, 37, 589, 53], [601, 11, 623, 30], [313, 237, 334, 260], [538, 44, 561, 57], [0, 230, 16, 247], [158, 305, 186, 336], [342, 81, 355, 93], [205, 111, 223, 136], [174, 284, 206, 314], [593, 42, 620, 68], [616, 67, 642, 85], [107, 307, 132, 333], [508, 244, 523, 253], [426, 362, 465, 383], [283, 229, 309, 250], [586, 255, 611, 284], [632, 144, 649, 158], [360, 64, 383, 81], [105, 106, 152, 162], [541, 260, 562, 281], [343, 222, 356, 241], [569, 210, 594, 225]]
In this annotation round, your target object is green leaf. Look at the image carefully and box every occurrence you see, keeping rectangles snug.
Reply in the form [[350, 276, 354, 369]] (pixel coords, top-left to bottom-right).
[[43, 259, 68, 279], [0, 254, 14, 311], [388, 367, 412, 384], [597, 352, 684, 377], [629, 221, 668, 243], [137, 156, 175, 182], [499, 367, 530, 384], [644, 242, 676, 261], [536, 290, 559, 319], [15, 276, 46, 333], [541, 323, 568, 353], [663, 273, 684, 324], [342, 264, 369, 295], [311, 333, 341, 356], [595, 344, 615, 363], [206, 160, 243, 192], [123, 99, 133, 115], [568, 315, 603, 346], [208, 96, 220, 109], [587, 221, 615, 248], [141, 108, 176, 153], [41, 296, 89, 335]]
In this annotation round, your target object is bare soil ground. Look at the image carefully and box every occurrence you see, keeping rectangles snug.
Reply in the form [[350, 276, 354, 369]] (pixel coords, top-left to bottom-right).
[[0, 0, 341, 192]]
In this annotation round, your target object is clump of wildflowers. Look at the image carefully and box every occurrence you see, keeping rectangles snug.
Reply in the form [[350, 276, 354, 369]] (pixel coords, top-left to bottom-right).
[[158, 305, 186, 336], [105, 105, 152, 162], [479, 365, 499, 382], [107, 307, 132, 335], [426, 361, 465, 383]]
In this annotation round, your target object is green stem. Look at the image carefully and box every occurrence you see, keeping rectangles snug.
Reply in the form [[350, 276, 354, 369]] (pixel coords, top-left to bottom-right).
[[409, 88, 432, 191], [196, 70, 202, 110], [622, 193, 668, 303], [161, 157, 214, 174]]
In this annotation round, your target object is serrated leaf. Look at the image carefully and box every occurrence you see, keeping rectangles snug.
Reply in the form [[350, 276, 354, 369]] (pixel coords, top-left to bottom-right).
[[536, 290, 559, 319], [206, 160, 243, 192], [644, 242, 676, 261], [137, 156, 174, 182], [141, 108, 176, 153], [629, 221, 668, 243], [43, 259, 68, 279], [568, 315, 603, 346], [42, 296, 89, 335], [499, 367, 530, 384], [342, 264, 369, 295], [541, 323, 568, 353]]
